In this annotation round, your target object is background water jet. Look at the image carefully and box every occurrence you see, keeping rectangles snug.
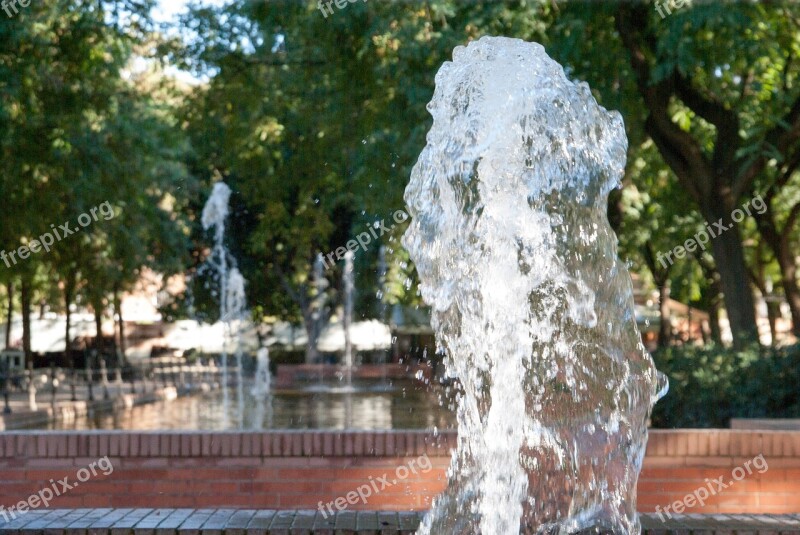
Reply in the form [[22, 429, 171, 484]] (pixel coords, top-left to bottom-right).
[[201, 182, 249, 428], [403, 36, 667, 534]]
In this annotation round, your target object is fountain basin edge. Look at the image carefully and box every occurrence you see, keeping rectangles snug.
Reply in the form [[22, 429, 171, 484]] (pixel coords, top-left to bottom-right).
[[0, 429, 797, 515]]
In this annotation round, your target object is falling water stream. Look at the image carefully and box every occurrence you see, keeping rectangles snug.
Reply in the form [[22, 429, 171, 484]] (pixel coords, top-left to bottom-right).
[[201, 182, 248, 428], [343, 250, 355, 388], [403, 37, 667, 534]]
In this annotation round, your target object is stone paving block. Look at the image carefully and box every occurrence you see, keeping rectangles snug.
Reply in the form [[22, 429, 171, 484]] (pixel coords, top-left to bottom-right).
[[174, 510, 214, 535], [133, 509, 176, 535], [199, 509, 235, 535], [244, 510, 276, 535], [111, 509, 154, 535], [333, 511, 356, 532], [45, 510, 93, 535], [222, 510, 256, 535], [154, 509, 195, 535], [0, 509, 52, 534], [19, 508, 72, 534], [266, 510, 295, 535], [355, 511, 378, 534], [65, 508, 113, 535], [87, 509, 134, 535], [310, 512, 335, 535], [86, 509, 133, 535], [395, 512, 419, 534], [377, 512, 399, 533], [289, 510, 315, 534]]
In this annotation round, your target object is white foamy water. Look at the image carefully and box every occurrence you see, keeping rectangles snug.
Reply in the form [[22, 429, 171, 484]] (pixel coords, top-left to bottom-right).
[[403, 37, 667, 534], [201, 182, 249, 427]]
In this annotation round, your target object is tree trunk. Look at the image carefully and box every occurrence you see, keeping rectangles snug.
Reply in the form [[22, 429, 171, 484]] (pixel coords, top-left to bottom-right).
[[753, 203, 800, 338], [766, 301, 778, 346], [696, 256, 725, 346], [20, 277, 32, 368], [64, 274, 74, 356], [657, 281, 671, 348], [615, 7, 761, 345], [707, 303, 720, 345], [776, 246, 800, 338], [5, 282, 12, 349], [748, 267, 777, 347], [113, 287, 126, 367], [94, 305, 103, 353], [702, 201, 758, 347]]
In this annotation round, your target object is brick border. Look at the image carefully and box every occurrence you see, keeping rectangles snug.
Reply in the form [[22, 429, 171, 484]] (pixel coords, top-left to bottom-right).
[[0, 430, 454, 459], [1, 429, 799, 459], [1, 430, 798, 513], [647, 429, 800, 459]]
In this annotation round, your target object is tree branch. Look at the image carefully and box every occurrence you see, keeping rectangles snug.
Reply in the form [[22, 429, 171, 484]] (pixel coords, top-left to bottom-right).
[[642, 242, 671, 285], [673, 72, 740, 177], [781, 201, 800, 246], [616, 5, 714, 204], [734, 94, 800, 200], [775, 148, 800, 191]]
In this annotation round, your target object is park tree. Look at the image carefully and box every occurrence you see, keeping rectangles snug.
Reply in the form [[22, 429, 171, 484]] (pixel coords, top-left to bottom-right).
[[611, 2, 800, 343], [0, 0, 189, 365], [524, 1, 800, 344]]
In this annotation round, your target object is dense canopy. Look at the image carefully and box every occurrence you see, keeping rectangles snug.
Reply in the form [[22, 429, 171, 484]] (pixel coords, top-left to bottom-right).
[[1, 0, 798, 372]]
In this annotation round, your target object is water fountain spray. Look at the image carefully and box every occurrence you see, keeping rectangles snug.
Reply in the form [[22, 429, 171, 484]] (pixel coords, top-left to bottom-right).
[[404, 37, 667, 534], [252, 347, 271, 397], [251, 347, 272, 429], [308, 253, 328, 366], [377, 246, 389, 382], [201, 182, 248, 427], [343, 251, 354, 388]]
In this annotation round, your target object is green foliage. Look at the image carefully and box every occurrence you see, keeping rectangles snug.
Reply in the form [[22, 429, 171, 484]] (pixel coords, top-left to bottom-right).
[[651, 343, 800, 428], [2, 0, 799, 357], [0, 0, 190, 354]]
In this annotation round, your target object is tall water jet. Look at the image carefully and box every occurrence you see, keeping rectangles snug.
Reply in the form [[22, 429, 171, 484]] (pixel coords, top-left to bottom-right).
[[251, 347, 272, 429], [403, 37, 666, 534], [252, 347, 271, 397], [377, 246, 389, 382], [342, 251, 354, 388], [308, 253, 328, 365], [227, 267, 247, 425], [202, 182, 248, 427]]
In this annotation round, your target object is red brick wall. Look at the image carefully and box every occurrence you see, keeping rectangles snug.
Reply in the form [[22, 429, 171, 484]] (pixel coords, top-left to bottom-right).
[[640, 430, 800, 514], [0, 430, 798, 514]]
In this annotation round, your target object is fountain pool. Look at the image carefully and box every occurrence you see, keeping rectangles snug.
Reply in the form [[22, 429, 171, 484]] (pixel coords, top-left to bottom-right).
[[20, 379, 454, 431]]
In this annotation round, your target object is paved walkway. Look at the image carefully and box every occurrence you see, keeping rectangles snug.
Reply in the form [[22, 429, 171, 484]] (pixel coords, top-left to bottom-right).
[[1, 509, 799, 534]]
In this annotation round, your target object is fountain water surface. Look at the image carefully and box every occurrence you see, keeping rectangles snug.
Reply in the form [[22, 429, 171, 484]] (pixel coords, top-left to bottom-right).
[[403, 37, 667, 534]]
